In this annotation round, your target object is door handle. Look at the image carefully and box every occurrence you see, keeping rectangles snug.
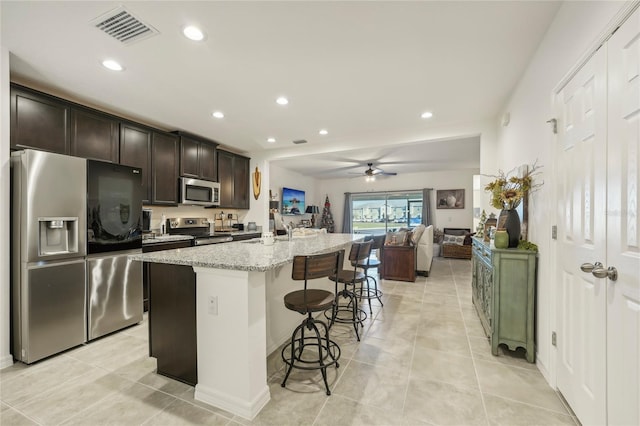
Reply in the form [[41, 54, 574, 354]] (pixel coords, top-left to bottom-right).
[[591, 266, 618, 281], [580, 262, 603, 273]]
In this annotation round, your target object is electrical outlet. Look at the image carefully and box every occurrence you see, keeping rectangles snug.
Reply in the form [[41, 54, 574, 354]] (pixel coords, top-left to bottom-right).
[[208, 296, 218, 316]]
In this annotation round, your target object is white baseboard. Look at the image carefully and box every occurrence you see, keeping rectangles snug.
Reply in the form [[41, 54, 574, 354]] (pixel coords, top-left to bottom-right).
[[0, 354, 14, 370], [195, 383, 270, 420]]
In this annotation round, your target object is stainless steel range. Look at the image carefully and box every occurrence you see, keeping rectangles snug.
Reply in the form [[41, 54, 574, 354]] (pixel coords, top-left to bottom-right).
[[166, 218, 233, 246]]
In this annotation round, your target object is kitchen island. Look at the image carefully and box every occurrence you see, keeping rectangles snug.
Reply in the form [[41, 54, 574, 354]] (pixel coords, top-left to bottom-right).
[[130, 233, 362, 420]]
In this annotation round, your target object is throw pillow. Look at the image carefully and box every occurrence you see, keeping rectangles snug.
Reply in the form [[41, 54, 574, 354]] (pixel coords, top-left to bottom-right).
[[463, 232, 475, 245], [385, 230, 408, 246], [443, 228, 468, 236], [405, 230, 414, 246], [443, 233, 465, 245], [411, 224, 425, 245]]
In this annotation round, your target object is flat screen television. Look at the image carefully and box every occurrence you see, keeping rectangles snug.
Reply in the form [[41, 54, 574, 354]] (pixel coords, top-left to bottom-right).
[[282, 187, 305, 215]]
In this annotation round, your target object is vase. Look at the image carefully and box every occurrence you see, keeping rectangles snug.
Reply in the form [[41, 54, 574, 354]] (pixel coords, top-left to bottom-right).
[[494, 229, 509, 249], [499, 209, 521, 248]]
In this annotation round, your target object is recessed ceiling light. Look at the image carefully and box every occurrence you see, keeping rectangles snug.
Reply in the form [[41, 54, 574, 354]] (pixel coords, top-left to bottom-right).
[[421, 111, 433, 119], [267, 137, 276, 143], [212, 111, 224, 119], [319, 129, 328, 135], [183, 25, 205, 41], [276, 97, 289, 105], [102, 59, 123, 71]]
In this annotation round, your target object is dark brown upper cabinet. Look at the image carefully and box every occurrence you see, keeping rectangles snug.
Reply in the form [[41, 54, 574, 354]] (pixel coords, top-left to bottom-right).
[[217, 150, 250, 209], [10, 85, 70, 154], [70, 107, 119, 162], [120, 122, 152, 204], [151, 131, 180, 205], [177, 132, 218, 182]]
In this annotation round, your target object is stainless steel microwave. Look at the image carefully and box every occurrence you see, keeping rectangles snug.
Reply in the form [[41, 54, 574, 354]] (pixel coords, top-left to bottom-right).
[[180, 177, 220, 206]]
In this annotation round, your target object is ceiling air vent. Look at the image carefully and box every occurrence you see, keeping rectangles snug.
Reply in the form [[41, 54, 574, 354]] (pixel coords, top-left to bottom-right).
[[91, 6, 159, 45], [292, 139, 308, 145]]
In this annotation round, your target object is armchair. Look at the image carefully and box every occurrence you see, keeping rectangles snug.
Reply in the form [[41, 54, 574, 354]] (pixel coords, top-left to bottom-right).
[[441, 227, 472, 259]]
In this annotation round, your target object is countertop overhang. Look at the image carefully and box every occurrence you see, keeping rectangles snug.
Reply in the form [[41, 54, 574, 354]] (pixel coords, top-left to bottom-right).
[[131, 233, 364, 272]]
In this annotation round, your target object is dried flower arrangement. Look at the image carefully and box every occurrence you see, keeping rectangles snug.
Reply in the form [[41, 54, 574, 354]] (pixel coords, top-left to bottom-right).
[[484, 162, 543, 210]]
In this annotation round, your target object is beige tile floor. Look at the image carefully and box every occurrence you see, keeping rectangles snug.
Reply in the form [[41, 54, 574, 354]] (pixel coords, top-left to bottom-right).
[[0, 257, 578, 426]]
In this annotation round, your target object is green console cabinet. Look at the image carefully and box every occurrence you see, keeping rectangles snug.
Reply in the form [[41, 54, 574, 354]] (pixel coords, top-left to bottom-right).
[[471, 237, 537, 362]]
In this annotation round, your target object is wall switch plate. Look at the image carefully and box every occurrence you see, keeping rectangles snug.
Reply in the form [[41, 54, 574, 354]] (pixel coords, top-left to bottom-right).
[[208, 296, 218, 316]]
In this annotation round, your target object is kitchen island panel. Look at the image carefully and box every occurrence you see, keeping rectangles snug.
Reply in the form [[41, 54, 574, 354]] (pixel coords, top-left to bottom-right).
[[193, 267, 269, 420], [148, 262, 197, 385]]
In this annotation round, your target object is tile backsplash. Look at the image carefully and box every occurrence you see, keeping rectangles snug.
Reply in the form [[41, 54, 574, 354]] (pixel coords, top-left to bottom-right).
[[143, 205, 246, 232]]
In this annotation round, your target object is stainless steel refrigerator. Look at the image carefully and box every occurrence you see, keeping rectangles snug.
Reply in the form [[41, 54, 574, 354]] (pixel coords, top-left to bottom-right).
[[86, 159, 143, 341], [11, 150, 87, 363]]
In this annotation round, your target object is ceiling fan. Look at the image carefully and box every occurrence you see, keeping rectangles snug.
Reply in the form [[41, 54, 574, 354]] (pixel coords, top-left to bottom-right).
[[351, 163, 397, 180]]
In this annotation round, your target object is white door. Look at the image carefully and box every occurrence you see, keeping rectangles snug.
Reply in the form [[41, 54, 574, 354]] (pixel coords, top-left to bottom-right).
[[606, 8, 640, 425], [556, 7, 640, 425], [555, 46, 608, 426]]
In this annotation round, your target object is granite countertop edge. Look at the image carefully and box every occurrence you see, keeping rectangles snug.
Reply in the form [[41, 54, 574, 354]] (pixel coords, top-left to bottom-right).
[[130, 234, 364, 272]]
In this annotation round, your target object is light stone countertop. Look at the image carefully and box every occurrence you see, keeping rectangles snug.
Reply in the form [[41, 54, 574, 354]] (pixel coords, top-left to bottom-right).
[[131, 233, 364, 272]]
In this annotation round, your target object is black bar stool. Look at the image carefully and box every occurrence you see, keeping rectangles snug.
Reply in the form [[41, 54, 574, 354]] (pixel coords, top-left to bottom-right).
[[281, 250, 343, 395], [353, 234, 385, 314], [324, 240, 372, 341]]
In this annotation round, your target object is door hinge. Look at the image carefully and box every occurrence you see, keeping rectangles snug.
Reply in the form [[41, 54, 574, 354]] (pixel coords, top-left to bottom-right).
[[552, 331, 557, 347], [552, 225, 557, 240]]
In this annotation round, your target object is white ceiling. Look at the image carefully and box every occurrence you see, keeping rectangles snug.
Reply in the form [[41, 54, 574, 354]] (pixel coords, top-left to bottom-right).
[[1, 1, 560, 179]]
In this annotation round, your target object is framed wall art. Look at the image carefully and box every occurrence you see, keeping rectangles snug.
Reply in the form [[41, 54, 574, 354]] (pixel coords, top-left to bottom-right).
[[436, 189, 465, 209]]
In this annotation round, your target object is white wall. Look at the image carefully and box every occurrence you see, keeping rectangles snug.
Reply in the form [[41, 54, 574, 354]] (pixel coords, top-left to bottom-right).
[[269, 163, 319, 228], [317, 168, 478, 233], [1, 44, 13, 368], [489, 0, 629, 384]]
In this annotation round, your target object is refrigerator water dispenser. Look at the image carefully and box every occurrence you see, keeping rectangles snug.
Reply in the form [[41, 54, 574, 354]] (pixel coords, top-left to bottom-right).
[[39, 217, 79, 255]]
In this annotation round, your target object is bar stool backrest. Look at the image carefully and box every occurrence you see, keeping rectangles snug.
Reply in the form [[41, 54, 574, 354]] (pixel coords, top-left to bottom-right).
[[371, 235, 385, 251], [292, 250, 344, 284], [348, 240, 373, 264], [370, 235, 385, 258]]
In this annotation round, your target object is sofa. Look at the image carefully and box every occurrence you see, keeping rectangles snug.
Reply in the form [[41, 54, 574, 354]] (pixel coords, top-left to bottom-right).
[[415, 225, 434, 276]]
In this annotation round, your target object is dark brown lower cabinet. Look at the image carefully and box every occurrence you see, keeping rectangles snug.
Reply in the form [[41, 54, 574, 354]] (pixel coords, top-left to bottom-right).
[[148, 262, 197, 385], [381, 245, 416, 282]]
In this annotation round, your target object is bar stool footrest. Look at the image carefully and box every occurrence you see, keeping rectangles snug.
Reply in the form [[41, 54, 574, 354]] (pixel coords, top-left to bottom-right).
[[281, 337, 341, 371], [354, 287, 383, 300], [326, 306, 368, 324]]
